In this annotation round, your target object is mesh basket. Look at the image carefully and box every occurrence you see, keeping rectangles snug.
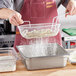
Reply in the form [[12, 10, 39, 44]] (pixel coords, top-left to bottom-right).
[[18, 18, 60, 39]]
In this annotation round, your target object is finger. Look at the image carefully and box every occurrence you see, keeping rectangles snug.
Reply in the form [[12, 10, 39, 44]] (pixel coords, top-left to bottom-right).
[[69, 5, 75, 15], [10, 20, 18, 26], [65, 6, 75, 17], [14, 13, 23, 24], [13, 14, 21, 24], [9, 17, 19, 26], [12, 19, 19, 26], [71, 7, 76, 15], [11, 22, 18, 26], [17, 14, 24, 24]]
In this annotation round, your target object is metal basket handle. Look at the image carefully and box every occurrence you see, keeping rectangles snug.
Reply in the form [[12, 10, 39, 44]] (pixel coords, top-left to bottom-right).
[[51, 13, 68, 32], [23, 21, 31, 27]]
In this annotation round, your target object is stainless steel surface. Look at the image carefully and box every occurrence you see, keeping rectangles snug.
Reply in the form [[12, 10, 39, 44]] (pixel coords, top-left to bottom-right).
[[17, 43, 69, 70]]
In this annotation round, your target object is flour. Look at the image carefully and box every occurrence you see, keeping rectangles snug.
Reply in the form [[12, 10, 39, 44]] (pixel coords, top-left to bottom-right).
[[21, 29, 57, 39], [21, 38, 57, 58], [47, 43, 57, 56]]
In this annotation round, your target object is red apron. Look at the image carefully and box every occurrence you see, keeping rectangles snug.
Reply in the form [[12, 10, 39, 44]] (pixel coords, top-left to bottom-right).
[[14, 0, 62, 51]]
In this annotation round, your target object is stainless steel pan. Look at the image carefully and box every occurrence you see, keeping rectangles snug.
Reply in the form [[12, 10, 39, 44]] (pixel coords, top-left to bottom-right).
[[16, 43, 69, 70]]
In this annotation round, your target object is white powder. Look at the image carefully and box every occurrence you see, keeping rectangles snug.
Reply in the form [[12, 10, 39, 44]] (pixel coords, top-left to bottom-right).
[[21, 38, 57, 58], [29, 39, 48, 57], [21, 29, 58, 39]]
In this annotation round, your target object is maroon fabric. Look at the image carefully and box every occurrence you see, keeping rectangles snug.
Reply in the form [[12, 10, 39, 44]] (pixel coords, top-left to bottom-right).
[[14, 0, 62, 52]]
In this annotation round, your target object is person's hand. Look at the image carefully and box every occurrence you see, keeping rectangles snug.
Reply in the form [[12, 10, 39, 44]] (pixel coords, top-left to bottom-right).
[[65, 0, 76, 17], [9, 11, 24, 26]]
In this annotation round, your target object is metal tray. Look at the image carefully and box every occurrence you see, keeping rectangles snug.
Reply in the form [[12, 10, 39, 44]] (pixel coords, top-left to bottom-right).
[[16, 43, 69, 70]]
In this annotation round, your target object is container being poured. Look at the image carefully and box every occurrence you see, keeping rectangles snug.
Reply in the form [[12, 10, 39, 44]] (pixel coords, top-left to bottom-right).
[[18, 13, 69, 39], [18, 16, 60, 39]]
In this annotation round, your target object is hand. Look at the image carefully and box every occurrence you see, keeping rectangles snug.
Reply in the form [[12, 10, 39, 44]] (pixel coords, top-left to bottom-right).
[[9, 11, 24, 26], [65, 0, 76, 17]]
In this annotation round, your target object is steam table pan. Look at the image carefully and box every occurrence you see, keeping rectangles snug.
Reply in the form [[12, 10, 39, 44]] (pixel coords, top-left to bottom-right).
[[16, 43, 69, 70], [0, 48, 18, 72]]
